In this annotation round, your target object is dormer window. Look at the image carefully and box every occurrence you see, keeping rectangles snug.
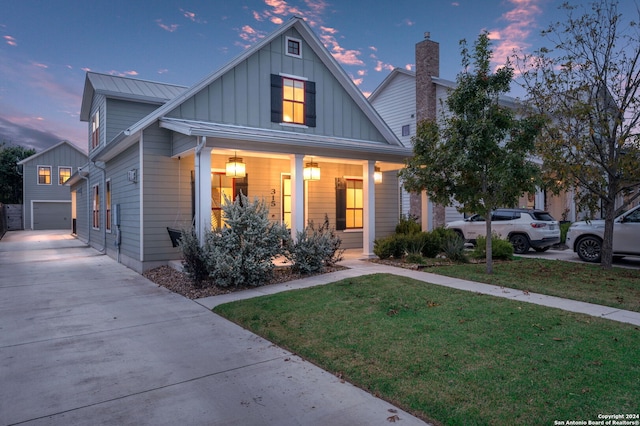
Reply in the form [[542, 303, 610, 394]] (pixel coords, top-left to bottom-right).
[[286, 36, 302, 58], [271, 73, 316, 127], [91, 111, 100, 150]]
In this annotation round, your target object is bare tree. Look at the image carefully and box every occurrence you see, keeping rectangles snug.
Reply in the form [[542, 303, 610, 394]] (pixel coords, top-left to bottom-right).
[[518, 0, 640, 269]]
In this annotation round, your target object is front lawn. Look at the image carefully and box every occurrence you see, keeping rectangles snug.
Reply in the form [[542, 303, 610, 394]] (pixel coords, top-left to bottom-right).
[[214, 274, 640, 425], [428, 257, 640, 312]]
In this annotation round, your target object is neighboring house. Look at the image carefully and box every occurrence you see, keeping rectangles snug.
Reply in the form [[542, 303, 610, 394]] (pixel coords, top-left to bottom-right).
[[67, 16, 412, 273], [18, 141, 87, 230], [371, 35, 562, 229]]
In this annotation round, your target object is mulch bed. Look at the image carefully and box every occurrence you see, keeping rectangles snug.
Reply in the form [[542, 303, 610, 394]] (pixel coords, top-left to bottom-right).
[[143, 264, 347, 300]]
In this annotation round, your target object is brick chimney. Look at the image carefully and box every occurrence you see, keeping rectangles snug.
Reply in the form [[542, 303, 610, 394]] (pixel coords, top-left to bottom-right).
[[411, 33, 446, 228]]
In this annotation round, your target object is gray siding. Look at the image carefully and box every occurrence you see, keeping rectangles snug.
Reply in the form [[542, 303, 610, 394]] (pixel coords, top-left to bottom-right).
[[88, 93, 105, 155], [21, 142, 87, 229], [375, 171, 400, 239], [105, 143, 142, 263], [71, 179, 89, 242], [105, 98, 160, 143], [370, 72, 416, 148], [172, 133, 197, 157], [166, 28, 388, 144]]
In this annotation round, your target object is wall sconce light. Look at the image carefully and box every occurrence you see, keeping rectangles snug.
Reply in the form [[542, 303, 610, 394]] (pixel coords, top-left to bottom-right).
[[303, 158, 320, 181], [128, 169, 138, 183], [226, 153, 246, 178], [374, 165, 382, 184]]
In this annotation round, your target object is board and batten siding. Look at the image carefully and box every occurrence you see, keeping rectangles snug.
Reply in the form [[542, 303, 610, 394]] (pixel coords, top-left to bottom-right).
[[21, 142, 87, 229], [165, 27, 388, 144]]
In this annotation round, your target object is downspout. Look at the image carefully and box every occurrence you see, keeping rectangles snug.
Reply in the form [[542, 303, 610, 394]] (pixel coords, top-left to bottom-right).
[[194, 136, 206, 241], [78, 169, 91, 247], [93, 161, 107, 254]]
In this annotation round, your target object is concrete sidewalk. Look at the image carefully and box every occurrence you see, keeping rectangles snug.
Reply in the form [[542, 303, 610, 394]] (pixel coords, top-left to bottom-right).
[[0, 230, 428, 426]]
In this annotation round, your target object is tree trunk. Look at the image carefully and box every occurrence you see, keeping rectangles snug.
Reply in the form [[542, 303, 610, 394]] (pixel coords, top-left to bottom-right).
[[600, 199, 616, 270], [485, 213, 493, 274]]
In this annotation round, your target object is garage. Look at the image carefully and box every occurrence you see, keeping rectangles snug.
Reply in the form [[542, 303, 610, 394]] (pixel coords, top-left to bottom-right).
[[32, 201, 71, 230]]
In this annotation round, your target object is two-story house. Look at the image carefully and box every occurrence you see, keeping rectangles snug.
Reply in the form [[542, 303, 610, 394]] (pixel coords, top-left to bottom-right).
[[67, 16, 412, 273]]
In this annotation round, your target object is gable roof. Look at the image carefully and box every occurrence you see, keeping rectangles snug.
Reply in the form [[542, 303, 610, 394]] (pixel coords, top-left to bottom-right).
[[80, 72, 188, 122], [368, 68, 415, 102], [18, 140, 87, 165], [99, 17, 401, 154]]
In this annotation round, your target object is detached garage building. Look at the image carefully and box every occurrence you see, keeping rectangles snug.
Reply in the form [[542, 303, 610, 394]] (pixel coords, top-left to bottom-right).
[[18, 141, 87, 230]]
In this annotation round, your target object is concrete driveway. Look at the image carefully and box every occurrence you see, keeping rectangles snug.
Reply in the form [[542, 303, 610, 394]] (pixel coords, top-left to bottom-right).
[[0, 230, 427, 426]]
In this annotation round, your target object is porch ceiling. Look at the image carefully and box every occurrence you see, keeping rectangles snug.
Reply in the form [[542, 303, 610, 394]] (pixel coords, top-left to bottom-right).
[[160, 117, 413, 165]]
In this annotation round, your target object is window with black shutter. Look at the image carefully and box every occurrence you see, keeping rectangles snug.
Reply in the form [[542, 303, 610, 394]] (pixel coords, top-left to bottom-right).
[[271, 74, 316, 127]]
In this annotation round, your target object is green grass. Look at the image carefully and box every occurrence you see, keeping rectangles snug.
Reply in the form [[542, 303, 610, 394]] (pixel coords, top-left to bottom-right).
[[214, 274, 640, 425], [428, 257, 640, 312]]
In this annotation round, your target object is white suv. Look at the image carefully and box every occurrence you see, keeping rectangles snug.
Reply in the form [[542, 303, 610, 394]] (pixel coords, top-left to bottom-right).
[[445, 208, 561, 254], [566, 204, 640, 263]]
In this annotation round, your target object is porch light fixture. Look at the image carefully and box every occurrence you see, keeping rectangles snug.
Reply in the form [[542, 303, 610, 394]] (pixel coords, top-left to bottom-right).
[[374, 166, 382, 184], [303, 158, 320, 181], [225, 153, 246, 178]]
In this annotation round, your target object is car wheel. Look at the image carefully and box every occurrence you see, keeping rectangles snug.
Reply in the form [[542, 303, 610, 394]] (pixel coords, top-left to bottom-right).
[[509, 234, 530, 254], [533, 246, 550, 252], [576, 236, 602, 263]]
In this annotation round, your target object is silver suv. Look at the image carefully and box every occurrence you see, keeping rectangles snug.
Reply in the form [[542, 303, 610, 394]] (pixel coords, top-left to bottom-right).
[[566, 204, 640, 263], [445, 208, 561, 254]]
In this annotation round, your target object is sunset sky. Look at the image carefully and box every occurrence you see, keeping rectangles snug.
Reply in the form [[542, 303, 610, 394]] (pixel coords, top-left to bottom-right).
[[0, 0, 596, 153]]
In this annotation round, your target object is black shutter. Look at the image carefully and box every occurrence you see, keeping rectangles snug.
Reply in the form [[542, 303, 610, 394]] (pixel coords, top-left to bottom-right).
[[305, 81, 316, 127], [270, 74, 282, 123], [335, 177, 346, 231]]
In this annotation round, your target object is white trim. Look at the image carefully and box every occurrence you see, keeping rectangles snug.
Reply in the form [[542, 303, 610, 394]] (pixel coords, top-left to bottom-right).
[[58, 166, 72, 185], [285, 36, 302, 58], [105, 178, 112, 233], [279, 122, 309, 129], [279, 72, 308, 81], [92, 183, 100, 230], [36, 165, 52, 185], [139, 133, 144, 261]]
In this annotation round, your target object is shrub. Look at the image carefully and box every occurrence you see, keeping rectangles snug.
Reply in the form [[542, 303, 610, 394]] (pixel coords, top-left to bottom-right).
[[405, 252, 426, 264], [373, 234, 407, 259], [473, 234, 514, 260], [442, 233, 468, 262], [395, 214, 422, 235], [287, 215, 344, 274], [178, 227, 209, 287], [205, 193, 290, 287]]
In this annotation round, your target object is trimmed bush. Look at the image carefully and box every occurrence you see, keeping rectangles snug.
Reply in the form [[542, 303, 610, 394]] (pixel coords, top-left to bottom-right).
[[287, 215, 344, 274], [473, 234, 514, 260], [373, 234, 408, 259], [560, 221, 571, 244], [395, 214, 422, 235], [205, 193, 290, 287]]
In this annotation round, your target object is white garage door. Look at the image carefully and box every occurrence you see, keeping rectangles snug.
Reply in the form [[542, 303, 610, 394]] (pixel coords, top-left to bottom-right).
[[33, 202, 71, 230]]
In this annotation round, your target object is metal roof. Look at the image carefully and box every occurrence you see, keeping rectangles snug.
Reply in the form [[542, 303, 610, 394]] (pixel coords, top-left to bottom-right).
[[80, 72, 187, 121]]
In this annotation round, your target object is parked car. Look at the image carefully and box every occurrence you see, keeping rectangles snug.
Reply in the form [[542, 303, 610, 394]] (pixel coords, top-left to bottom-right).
[[445, 208, 561, 254], [566, 204, 640, 263]]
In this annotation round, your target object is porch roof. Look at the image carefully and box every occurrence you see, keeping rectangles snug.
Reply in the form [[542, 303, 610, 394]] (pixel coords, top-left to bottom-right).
[[160, 117, 414, 164]]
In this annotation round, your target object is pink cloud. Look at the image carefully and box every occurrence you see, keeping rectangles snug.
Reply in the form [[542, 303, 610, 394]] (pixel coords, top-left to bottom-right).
[[4, 35, 17, 46], [374, 60, 395, 73], [156, 19, 179, 32], [108, 70, 139, 77], [181, 8, 207, 24], [489, 0, 544, 67], [405, 64, 413, 71], [32, 62, 48, 69], [237, 25, 267, 47]]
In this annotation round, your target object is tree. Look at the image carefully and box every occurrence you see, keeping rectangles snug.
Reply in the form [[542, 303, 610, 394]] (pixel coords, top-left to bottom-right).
[[0, 142, 36, 204], [400, 33, 542, 274], [517, 0, 640, 269]]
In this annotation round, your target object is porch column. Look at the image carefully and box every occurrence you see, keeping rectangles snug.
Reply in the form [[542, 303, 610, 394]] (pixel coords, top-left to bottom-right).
[[535, 187, 545, 211], [363, 160, 376, 256], [421, 190, 429, 231], [290, 154, 305, 240], [195, 140, 212, 242]]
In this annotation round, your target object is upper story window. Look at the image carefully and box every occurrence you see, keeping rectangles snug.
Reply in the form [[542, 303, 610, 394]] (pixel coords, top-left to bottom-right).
[[283, 77, 305, 124], [91, 111, 100, 150], [59, 167, 72, 185], [92, 184, 100, 229], [38, 166, 51, 185], [271, 74, 316, 127], [402, 124, 410, 136], [286, 36, 302, 58]]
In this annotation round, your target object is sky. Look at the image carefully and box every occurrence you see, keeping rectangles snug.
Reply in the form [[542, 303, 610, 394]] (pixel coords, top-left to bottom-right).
[[1, 0, 568, 154]]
